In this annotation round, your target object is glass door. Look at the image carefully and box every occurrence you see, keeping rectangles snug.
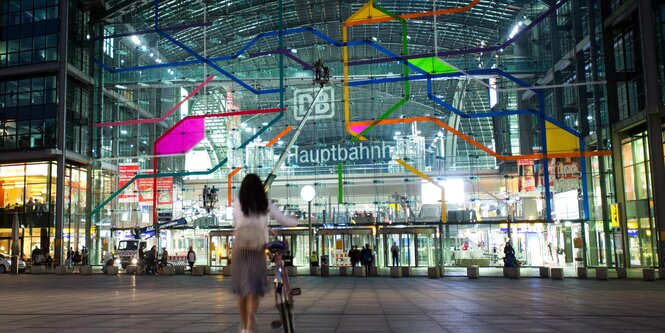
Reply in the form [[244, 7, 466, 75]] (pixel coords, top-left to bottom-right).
[[209, 234, 231, 267], [416, 233, 434, 266]]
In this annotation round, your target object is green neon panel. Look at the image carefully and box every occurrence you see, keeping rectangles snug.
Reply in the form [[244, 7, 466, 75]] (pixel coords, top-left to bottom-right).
[[408, 57, 458, 74]]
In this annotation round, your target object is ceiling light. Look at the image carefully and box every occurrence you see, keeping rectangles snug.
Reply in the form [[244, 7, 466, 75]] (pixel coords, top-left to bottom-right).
[[131, 35, 141, 45]]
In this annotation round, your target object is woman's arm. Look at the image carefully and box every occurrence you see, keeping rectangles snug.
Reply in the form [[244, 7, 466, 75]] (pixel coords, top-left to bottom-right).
[[268, 203, 298, 227]]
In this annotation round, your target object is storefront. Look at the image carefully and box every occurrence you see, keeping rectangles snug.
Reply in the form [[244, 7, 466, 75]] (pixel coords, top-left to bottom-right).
[[0, 161, 87, 262]]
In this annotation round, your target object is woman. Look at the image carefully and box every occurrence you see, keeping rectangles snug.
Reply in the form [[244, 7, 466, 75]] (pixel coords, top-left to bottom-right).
[[232, 173, 297, 333]]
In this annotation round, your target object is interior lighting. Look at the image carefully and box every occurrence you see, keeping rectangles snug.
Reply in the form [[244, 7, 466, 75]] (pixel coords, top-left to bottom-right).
[[141, 45, 147, 51], [277, 140, 284, 145], [240, 123, 248, 127], [149, 53, 154, 57], [155, 59, 162, 63], [131, 35, 141, 45], [508, 22, 525, 39], [395, 131, 401, 136], [371, 37, 378, 42], [120, 130, 128, 135], [291, 49, 297, 54]]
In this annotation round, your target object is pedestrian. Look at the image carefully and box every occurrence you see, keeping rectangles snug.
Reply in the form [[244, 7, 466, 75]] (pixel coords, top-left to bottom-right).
[[232, 173, 297, 333], [187, 246, 196, 273], [66, 247, 73, 269], [503, 240, 517, 267], [360, 244, 373, 277], [309, 251, 319, 267], [390, 242, 400, 267], [348, 245, 358, 268], [73, 250, 81, 273], [161, 247, 169, 266], [81, 246, 88, 266]]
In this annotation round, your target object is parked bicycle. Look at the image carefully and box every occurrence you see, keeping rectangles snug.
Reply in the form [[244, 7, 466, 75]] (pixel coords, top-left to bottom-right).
[[266, 241, 300, 333]]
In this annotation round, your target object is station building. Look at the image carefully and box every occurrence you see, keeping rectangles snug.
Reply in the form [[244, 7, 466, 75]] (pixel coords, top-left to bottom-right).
[[0, 0, 664, 273]]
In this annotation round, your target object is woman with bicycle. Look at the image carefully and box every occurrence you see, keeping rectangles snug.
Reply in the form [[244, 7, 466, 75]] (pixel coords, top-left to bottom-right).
[[232, 173, 298, 333]]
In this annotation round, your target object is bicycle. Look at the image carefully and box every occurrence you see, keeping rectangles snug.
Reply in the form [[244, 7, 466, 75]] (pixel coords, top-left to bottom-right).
[[266, 241, 301, 333]]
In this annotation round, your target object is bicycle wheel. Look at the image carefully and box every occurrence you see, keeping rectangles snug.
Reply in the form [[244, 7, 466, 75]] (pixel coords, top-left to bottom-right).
[[278, 301, 291, 333]]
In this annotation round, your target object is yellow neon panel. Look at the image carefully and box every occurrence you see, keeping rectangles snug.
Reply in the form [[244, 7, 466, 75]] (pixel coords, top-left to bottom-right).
[[546, 121, 580, 154], [343, 1, 392, 26]]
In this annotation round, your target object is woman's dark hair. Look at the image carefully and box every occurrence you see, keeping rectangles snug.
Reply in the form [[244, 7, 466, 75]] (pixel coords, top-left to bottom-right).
[[238, 173, 269, 216]]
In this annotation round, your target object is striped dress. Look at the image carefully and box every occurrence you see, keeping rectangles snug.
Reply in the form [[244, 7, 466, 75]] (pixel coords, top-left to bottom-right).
[[231, 200, 298, 297]]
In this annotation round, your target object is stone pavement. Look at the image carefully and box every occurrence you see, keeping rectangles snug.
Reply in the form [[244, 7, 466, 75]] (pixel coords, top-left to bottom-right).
[[1, 274, 665, 332]]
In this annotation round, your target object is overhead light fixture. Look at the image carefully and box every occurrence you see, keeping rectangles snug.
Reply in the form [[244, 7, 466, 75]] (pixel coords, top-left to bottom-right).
[[131, 35, 141, 45]]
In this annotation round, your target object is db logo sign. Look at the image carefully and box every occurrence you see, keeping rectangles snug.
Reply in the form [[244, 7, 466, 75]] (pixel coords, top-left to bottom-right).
[[293, 87, 335, 120]]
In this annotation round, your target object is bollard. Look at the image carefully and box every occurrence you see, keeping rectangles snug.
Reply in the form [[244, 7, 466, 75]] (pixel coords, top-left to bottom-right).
[[309, 266, 319, 276], [286, 266, 297, 277], [390, 266, 402, 278], [551, 268, 564, 280], [507, 267, 520, 279], [80, 266, 92, 275], [426, 266, 443, 278], [616, 267, 627, 279], [162, 266, 175, 276], [401, 266, 411, 277], [353, 266, 366, 277], [643, 268, 656, 281], [467, 266, 479, 279], [174, 266, 185, 275], [192, 266, 204, 276], [338, 266, 347, 276], [595, 267, 608, 280], [577, 267, 587, 278], [126, 265, 137, 275], [370, 266, 378, 276], [105, 266, 119, 275], [320, 266, 330, 277], [539, 267, 550, 278], [32, 265, 45, 274], [222, 266, 232, 276]]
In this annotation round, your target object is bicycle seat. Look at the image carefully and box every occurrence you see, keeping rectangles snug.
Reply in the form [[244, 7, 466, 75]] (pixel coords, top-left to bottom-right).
[[266, 241, 286, 254]]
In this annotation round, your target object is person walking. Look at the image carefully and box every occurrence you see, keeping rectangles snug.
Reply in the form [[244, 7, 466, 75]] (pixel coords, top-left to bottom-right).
[[390, 242, 400, 267], [348, 245, 358, 268], [360, 244, 373, 277], [232, 173, 297, 333], [187, 246, 196, 273]]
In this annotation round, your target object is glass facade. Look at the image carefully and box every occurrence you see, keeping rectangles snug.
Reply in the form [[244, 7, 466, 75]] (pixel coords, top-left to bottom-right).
[[0, 161, 87, 263], [0, 0, 663, 274], [0, 75, 58, 151], [0, 0, 59, 68], [621, 132, 657, 267]]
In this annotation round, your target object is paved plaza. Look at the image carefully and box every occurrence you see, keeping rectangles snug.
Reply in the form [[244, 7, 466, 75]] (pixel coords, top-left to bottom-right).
[[1, 273, 665, 333]]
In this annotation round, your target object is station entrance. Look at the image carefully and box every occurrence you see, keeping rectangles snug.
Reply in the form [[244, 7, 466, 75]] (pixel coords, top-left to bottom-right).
[[319, 227, 374, 267], [271, 227, 310, 267], [209, 229, 233, 267], [377, 226, 438, 267]]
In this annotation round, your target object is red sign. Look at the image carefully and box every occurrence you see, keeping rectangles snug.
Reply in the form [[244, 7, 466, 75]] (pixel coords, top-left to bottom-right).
[[118, 163, 139, 203], [138, 171, 172, 206]]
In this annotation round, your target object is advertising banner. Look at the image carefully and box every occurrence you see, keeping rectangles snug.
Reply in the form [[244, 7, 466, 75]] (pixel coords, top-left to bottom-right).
[[518, 160, 536, 192], [138, 172, 172, 206], [118, 163, 139, 203]]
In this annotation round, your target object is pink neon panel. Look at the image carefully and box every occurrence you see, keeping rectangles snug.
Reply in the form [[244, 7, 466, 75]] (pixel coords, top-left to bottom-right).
[[155, 117, 205, 155], [349, 124, 369, 134]]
